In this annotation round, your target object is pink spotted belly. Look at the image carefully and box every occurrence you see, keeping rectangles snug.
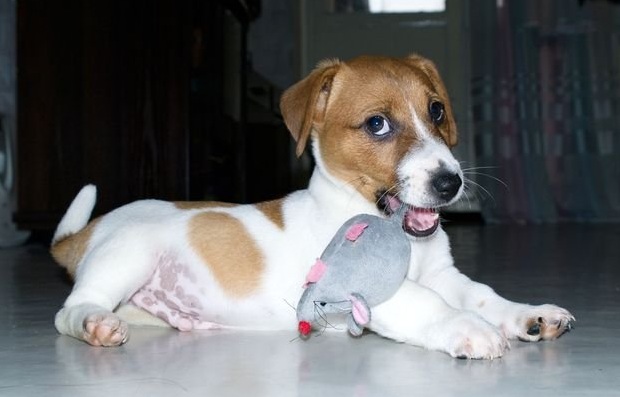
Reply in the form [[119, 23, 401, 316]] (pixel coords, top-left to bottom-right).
[[130, 253, 220, 331]]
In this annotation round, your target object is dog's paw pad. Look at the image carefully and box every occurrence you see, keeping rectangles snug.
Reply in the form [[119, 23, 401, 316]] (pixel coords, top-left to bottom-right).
[[440, 313, 510, 360], [83, 313, 128, 347], [517, 305, 575, 342], [450, 333, 509, 360]]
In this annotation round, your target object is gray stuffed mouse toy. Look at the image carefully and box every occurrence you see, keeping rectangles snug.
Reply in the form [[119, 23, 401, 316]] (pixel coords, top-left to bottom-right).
[[297, 204, 411, 338]]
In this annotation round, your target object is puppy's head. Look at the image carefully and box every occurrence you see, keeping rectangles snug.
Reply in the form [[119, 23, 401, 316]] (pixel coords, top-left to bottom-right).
[[280, 54, 462, 238]]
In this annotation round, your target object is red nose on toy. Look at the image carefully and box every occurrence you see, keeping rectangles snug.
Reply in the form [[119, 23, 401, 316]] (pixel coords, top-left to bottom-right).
[[298, 321, 312, 336]]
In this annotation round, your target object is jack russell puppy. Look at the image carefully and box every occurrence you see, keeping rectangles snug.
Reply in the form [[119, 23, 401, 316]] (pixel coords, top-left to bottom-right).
[[51, 54, 574, 359]]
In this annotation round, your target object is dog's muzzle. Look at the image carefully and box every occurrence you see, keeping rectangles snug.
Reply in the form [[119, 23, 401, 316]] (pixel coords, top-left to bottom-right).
[[377, 195, 440, 238], [377, 171, 462, 238]]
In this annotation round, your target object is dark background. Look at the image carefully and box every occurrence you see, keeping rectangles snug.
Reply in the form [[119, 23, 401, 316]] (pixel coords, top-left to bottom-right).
[[10, 0, 620, 232], [15, 0, 293, 231]]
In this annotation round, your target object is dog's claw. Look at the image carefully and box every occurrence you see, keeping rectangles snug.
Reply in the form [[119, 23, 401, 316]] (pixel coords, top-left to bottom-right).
[[515, 305, 575, 342], [560, 319, 574, 336], [526, 322, 541, 336]]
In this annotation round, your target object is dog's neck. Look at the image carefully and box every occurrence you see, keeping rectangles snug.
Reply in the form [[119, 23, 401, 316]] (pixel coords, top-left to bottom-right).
[[307, 140, 380, 226]]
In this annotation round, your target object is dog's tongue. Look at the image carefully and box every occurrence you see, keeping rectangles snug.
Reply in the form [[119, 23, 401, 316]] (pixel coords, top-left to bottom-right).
[[382, 194, 440, 237], [403, 207, 440, 237], [405, 208, 438, 232]]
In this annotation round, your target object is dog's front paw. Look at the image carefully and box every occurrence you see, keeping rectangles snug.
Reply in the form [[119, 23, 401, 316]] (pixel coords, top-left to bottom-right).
[[504, 304, 575, 342], [433, 312, 509, 360], [83, 313, 129, 347]]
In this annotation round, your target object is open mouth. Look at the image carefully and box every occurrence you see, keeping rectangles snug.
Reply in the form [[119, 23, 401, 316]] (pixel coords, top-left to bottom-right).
[[378, 194, 440, 238]]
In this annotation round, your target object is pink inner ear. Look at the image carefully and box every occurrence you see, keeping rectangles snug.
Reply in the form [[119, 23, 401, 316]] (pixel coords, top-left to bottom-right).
[[303, 258, 327, 287], [345, 222, 368, 242]]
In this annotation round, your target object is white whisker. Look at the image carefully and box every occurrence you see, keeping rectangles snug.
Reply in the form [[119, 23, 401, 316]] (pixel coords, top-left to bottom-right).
[[342, 176, 368, 209], [460, 187, 474, 211], [463, 171, 509, 190], [374, 182, 404, 207], [461, 165, 500, 172], [465, 178, 496, 204]]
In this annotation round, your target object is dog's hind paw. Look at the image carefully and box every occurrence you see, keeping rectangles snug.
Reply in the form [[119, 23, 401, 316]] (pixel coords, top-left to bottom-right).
[[82, 312, 129, 347]]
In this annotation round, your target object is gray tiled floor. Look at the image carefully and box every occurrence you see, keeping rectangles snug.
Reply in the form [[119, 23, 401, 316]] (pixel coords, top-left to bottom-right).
[[1, 224, 619, 396]]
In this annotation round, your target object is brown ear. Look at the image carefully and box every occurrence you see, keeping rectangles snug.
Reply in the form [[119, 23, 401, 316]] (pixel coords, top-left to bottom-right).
[[280, 59, 341, 157], [405, 54, 458, 147]]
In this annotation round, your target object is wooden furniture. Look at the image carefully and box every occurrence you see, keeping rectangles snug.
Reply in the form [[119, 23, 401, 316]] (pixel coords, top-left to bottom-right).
[[15, 0, 289, 232]]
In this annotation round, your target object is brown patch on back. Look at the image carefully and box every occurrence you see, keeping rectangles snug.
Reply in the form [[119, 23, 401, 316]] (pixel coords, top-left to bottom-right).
[[188, 212, 264, 298], [256, 199, 285, 229], [173, 201, 238, 210], [50, 217, 101, 278]]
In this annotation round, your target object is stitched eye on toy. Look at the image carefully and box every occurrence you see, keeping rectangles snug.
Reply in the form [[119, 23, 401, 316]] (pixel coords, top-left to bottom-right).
[[429, 101, 445, 125], [364, 115, 392, 137]]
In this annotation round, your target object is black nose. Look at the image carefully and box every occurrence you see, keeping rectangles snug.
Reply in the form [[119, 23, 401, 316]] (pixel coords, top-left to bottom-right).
[[431, 172, 462, 201]]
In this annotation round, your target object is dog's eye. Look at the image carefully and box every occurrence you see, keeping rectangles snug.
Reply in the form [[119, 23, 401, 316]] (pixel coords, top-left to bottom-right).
[[364, 115, 392, 137], [429, 101, 445, 125]]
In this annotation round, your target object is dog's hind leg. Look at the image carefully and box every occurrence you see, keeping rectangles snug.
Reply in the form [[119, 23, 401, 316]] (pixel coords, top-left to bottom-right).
[[55, 303, 128, 347], [55, 232, 157, 346]]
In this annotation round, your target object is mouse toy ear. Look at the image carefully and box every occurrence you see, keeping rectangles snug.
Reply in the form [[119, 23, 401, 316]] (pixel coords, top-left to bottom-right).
[[280, 59, 342, 157]]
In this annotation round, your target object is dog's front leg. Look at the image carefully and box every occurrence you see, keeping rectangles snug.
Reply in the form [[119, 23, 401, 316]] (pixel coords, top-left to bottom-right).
[[420, 266, 575, 342], [370, 280, 508, 359]]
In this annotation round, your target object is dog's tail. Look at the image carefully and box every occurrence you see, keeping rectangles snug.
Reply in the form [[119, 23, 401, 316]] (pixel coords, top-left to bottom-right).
[[50, 184, 97, 276]]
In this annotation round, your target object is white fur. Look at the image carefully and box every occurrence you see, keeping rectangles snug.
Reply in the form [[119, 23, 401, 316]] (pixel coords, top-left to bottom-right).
[[399, 104, 464, 208], [52, 184, 97, 244]]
